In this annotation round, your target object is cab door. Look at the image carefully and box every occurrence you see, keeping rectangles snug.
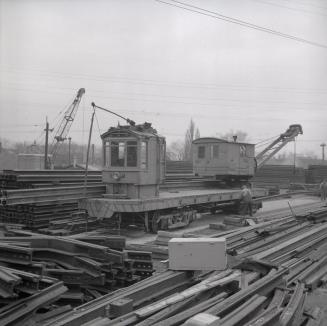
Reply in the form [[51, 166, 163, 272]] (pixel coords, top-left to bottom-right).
[[228, 144, 240, 175]]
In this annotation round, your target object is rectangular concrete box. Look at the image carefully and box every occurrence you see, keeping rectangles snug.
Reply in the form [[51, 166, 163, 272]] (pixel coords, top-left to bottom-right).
[[168, 238, 227, 271], [109, 298, 133, 318]]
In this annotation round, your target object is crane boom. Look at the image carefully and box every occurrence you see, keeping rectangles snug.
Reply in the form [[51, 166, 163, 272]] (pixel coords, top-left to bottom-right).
[[255, 124, 303, 169], [50, 88, 85, 162]]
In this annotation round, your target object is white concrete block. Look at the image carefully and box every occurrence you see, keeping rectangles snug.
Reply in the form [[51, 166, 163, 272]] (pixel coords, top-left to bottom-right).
[[168, 237, 227, 271], [184, 313, 220, 326]]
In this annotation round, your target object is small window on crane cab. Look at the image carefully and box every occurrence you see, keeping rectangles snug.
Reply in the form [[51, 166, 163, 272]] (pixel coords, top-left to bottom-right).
[[104, 141, 110, 167], [140, 141, 148, 169], [127, 141, 137, 167], [111, 141, 125, 167], [198, 146, 205, 159], [240, 145, 246, 157], [212, 145, 219, 159]]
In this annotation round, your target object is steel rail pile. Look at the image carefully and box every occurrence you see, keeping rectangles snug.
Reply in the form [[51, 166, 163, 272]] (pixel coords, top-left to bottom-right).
[[252, 164, 306, 189], [306, 165, 327, 183], [165, 161, 193, 175], [43, 262, 321, 326], [0, 202, 81, 229], [0, 184, 106, 206], [0, 234, 155, 325], [0, 185, 105, 229], [0, 169, 106, 229], [0, 169, 102, 189], [40, 205, 327, 326], [0, 275, 68, 326]]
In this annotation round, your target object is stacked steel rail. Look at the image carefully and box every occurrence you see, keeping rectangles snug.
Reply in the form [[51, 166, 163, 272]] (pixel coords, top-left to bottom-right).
[[253, 164, 306, 189], [306, 165, 327, 183], [0, 169, 102, 189], [40, 205, 327, 326], [0, 234, 154, 326], [165, 160, 193, 175], [0, 170, 105, 228]]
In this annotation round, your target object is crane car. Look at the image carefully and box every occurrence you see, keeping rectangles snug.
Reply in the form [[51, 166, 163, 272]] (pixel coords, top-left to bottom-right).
[[48, 88, 85, 167], [81, 103, 303, 232], [192, 124, 303, 183]]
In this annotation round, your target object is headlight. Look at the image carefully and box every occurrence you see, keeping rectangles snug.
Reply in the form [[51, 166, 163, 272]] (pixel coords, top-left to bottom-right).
[[113, 172, 120, 180]]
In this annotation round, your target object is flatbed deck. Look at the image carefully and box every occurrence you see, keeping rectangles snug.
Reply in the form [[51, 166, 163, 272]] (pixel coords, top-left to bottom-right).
[[83, 187, 268, 219]]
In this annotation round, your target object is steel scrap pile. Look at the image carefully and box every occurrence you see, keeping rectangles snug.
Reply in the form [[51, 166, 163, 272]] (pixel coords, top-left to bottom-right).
[[0, 169, 105, 229], [0, 234, 154, 326], [42, 206, 327, 326]]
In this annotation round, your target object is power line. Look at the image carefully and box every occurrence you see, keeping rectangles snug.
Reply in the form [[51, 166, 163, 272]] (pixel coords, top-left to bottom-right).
[[2, 85, 327, 111], [249, 0, 327, 17], [2, 80, 327, 105], [153, 0, 327, 49], [2, 68, 327, 95], [280, 0, 327, 11]]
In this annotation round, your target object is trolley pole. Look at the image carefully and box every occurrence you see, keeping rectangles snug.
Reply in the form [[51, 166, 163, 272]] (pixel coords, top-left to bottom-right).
[[83, 107, 96, 232]]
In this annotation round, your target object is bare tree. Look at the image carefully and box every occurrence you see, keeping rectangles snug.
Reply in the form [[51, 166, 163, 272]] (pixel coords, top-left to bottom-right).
[[184, 119, 197, 161], [195, 128, 200, 139], [166, 140, 184, 161], [167, 120, 201, 161]]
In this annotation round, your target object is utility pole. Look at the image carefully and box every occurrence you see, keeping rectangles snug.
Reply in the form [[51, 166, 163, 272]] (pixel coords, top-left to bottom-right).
[[293, 139, 296, 174], [68, 137, 72, 167], [321, 143, 326, 163], [44, 118, 50, 169]]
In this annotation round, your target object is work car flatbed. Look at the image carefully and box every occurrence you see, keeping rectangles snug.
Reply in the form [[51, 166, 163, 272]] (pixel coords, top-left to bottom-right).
[[82, 187, 267, 231]]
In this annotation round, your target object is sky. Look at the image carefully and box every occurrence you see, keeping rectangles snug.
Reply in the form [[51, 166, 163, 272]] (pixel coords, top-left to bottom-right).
[[0, 0, 327, 157]]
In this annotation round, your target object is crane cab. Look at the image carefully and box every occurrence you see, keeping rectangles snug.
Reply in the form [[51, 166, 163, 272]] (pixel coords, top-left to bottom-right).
[[192, 137, 255, 183], [101, 122, 165, 199]]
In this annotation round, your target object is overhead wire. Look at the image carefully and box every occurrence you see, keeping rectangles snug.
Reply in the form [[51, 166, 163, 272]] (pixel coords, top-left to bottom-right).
[[278, 0, 327, 11], [153, 0, 327, 49], [248, 0, 327, 16], [2, 68, 327, 94], [2, 84, 327, 111]]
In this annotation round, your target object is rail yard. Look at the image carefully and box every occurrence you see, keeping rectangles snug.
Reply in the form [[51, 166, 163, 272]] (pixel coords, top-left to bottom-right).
[[1, 119, 327, 326], [1, 2, 327, 325]]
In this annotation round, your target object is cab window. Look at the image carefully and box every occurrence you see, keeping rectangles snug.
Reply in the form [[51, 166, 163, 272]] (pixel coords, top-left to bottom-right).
[[111, 141, 125, 167], [127, 141, 137, 167], [240, 145, 246, 157], [212, 145, 219, 158], [104, 141, 110, 167], [198, 146, 205, 159], [140, 141, 148, 169]]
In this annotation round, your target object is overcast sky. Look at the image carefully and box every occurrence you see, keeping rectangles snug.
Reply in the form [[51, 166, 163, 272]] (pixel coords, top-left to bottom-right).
[[1, 0, 326, 156]]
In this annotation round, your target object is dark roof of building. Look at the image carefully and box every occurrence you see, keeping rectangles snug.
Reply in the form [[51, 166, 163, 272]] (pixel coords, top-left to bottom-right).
[[101, 122, 163, 139], [192, 137, 253, 146]]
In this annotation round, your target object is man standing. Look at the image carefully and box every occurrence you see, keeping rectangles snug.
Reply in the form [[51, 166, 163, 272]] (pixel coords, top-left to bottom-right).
[[319, 179, 327, 202], [239, 184, 253, 216]]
